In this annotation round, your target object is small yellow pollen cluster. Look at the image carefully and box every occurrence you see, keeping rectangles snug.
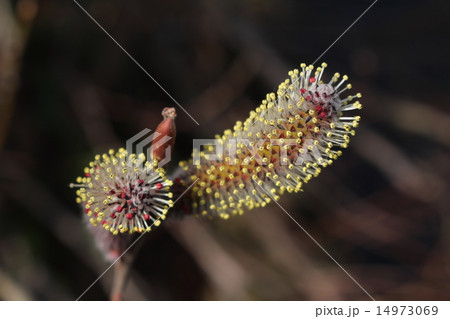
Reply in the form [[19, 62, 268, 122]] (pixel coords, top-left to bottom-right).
[[71, 148, 173, 235], [180, 63, 361, 219]]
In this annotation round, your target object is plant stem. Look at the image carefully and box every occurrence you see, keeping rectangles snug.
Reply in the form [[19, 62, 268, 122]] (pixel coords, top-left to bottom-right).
[[110, 256, 132, 301], [109, 236, 145, 301]]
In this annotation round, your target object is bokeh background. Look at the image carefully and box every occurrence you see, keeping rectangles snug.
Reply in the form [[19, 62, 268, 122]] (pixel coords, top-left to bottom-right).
[[1, 0, 449, 300]]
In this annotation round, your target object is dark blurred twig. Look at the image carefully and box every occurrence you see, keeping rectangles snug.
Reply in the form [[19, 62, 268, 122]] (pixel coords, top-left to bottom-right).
[[0, 266, 32, 300], [168, 218, 250, 299], [0, 0, 37, 149]]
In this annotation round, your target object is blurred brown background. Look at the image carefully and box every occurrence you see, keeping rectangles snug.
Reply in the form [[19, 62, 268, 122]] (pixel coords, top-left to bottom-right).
[[0, 0, 449, 300]]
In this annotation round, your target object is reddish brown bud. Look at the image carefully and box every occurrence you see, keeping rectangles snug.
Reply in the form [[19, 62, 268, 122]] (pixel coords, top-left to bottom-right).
[[151, 107, 177, 164]]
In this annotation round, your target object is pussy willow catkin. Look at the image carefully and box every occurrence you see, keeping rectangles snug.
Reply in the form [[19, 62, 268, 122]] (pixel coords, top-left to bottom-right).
[[71, 149, 173, 235], [180, 63, 362, 219]]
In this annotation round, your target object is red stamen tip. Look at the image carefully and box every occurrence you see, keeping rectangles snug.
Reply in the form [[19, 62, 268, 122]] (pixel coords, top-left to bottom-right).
[[300, 88, 306, 94], [156, 183, 163, 189], [309, 77, 316, 83], [144, 214, 150, 220], [110, 213, 117, 219], [116, 206, 123, 212], [315, 105, 323, 112], [126, 213, 133, 220], [319, 111, 327, 118]]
